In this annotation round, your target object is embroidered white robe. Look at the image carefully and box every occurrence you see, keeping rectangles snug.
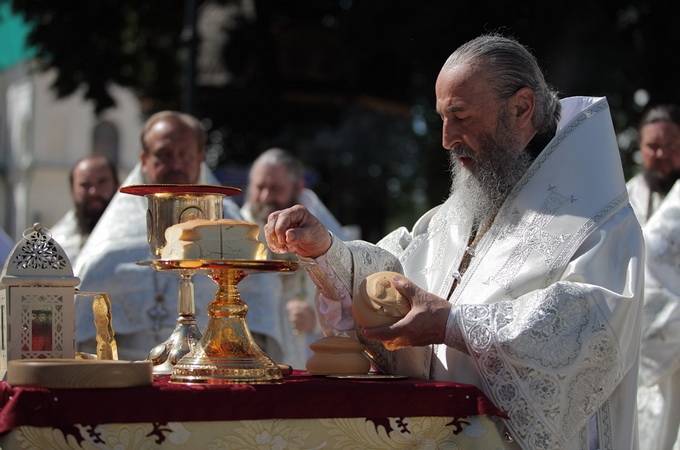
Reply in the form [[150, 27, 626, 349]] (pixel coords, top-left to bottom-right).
[[636, 179, 680, 450], [50, 209, 87, 264], [627, 172, 666, 225], [308, 97, 644, 449]]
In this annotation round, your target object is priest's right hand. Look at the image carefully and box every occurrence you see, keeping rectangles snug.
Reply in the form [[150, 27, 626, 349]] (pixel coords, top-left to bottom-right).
[[264, 205, 332, 258]]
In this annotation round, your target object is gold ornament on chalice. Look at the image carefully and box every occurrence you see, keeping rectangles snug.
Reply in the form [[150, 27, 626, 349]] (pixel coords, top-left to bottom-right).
[[121, 184, 305, 384]]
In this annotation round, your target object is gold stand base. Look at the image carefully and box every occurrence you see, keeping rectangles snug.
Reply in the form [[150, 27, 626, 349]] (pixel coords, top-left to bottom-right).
[[169, 267, 282, 384], [170, 353, 282, 384]]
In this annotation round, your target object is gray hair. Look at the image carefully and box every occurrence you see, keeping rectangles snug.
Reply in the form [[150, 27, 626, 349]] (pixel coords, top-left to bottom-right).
[[444, 33, 561, 136], [141, 111, 207, 153], [251, 148, 304, 184]]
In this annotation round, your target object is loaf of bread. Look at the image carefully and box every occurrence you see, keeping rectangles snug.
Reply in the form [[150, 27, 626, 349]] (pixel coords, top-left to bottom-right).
[[161, 218, 266, 260], [353, 271, 412, 328], [306, 336, 371, 375]]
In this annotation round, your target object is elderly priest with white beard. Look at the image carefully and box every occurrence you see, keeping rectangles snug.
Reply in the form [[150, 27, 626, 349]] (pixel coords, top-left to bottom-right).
[[263, 34, 644, 450]]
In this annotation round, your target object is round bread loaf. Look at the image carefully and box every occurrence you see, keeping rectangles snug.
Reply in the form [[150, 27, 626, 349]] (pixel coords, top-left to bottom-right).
[[306, 336, 371, 375], [353, 271, 412, 328]]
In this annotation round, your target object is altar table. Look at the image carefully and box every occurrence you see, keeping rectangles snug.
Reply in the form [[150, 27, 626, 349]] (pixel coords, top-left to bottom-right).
[[0, 371, 508, 449]]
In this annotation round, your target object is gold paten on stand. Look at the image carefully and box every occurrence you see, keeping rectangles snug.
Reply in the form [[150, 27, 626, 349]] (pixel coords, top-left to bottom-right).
[[151, 259, 304, 384]]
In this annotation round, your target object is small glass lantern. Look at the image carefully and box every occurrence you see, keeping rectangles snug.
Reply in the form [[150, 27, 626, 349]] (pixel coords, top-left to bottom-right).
[[0, 223, 78, 379]]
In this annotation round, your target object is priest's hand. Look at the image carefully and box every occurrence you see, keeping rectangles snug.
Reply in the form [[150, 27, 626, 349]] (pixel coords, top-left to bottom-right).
[[361, 275, 452, 350], [264, 205, 332, 258]]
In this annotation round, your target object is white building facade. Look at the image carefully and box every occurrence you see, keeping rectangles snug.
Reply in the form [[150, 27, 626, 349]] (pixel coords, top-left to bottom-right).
[[1, 62, 143, 241]]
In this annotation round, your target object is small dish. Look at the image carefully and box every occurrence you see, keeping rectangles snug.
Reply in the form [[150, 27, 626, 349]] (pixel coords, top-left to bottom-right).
[[325, 374, 407, 380], [7, 359, 153, 389], [120, 184, 241, 197]]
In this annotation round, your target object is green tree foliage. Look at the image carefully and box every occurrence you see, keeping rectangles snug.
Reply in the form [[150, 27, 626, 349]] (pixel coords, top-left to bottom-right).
[[4, 0, 186, 112], [4, 0, 680, 240]]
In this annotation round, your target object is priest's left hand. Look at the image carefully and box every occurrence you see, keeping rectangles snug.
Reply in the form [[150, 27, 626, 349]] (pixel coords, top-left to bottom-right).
[[360, 274, 452, 350]]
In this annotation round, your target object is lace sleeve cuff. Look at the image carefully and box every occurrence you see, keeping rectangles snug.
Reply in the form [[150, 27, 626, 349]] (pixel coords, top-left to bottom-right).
[[444, 306, 465, 352], [302, 232, 353, 303]]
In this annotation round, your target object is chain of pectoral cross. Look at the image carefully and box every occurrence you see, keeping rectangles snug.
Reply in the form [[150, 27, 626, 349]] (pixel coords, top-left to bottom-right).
[[445, 219, 487, 301], [148, 271, 172, 331]]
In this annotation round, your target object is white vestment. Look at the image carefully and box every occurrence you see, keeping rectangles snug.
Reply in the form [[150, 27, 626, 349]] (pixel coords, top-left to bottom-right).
[[49, 209, 87, 264], [74, 162, 284, 362], [241, 188, 347, 369], [627, 172, 666, 225], [635, 179, 680, 450], [309, 97, 643, 449]]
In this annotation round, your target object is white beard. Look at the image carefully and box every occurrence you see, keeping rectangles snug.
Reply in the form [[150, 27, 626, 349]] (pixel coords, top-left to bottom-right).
[[448, 144, 533, 231]]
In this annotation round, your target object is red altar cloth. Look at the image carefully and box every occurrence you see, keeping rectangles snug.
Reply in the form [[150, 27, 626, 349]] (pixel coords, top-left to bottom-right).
[[0, 371, 505, 433]]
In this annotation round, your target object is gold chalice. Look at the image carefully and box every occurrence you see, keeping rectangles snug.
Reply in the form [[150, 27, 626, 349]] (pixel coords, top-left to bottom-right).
[[120, 184, 240, 375]]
